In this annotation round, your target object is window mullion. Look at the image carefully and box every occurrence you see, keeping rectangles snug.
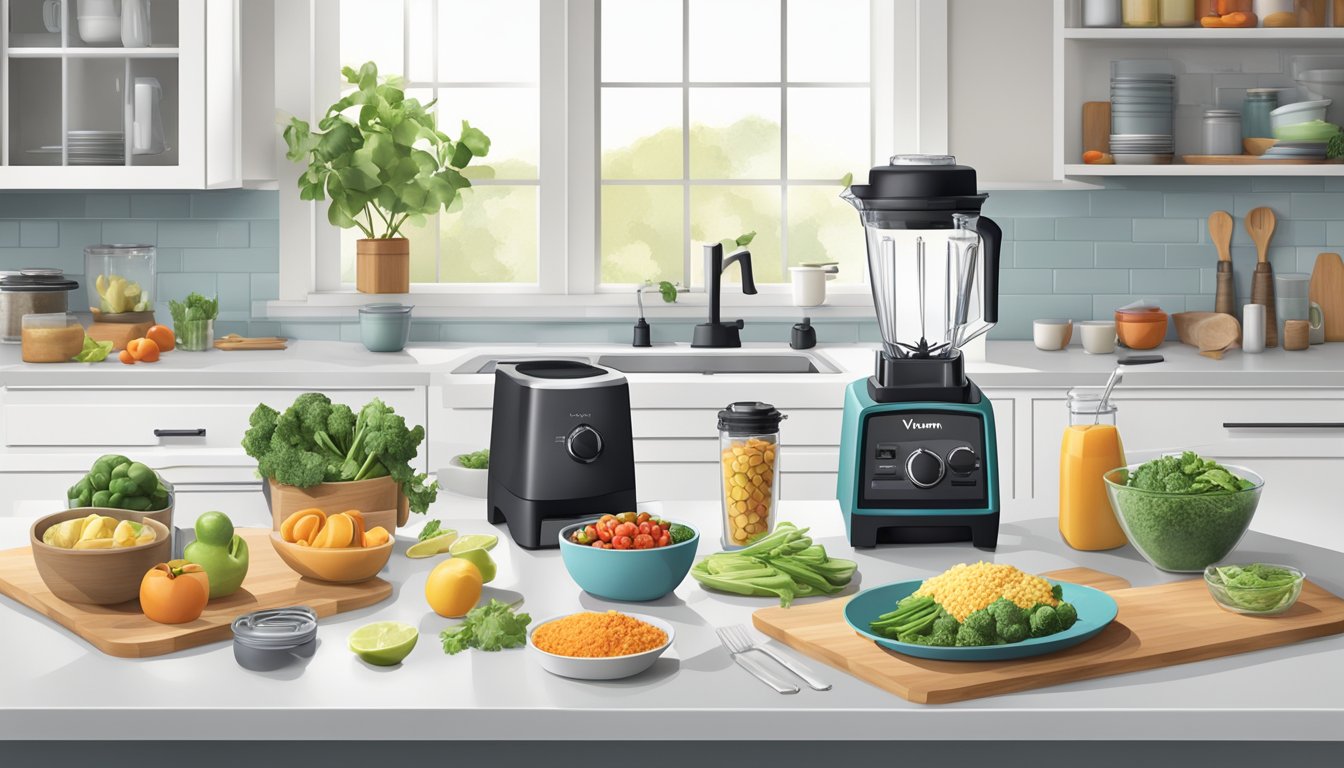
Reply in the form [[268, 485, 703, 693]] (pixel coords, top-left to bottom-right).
[[564, 0, 598, 295], [681, 0, 691, 291], [779, 0, 788, 280]]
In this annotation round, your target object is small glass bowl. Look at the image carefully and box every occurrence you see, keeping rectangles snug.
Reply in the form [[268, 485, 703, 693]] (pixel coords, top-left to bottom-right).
[[1204, 564, 1304, 616]]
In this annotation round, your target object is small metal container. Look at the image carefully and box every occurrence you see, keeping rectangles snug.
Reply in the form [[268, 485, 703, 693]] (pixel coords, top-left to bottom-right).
[[1083, 0, 1123, 26], [0, 269, 79, 343], [232, 606, 318, 671], [1203, 109, 1243, 155]]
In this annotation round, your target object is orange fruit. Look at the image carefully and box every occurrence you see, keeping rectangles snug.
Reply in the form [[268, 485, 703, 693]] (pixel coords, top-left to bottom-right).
[[145, 325, 175, 352], [128, 337, 160, 362], [424, 558, 483, 618], [119, 349, 136, 365]]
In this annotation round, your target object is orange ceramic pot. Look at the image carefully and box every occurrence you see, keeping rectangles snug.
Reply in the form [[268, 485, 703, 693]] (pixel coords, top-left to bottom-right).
[[1115, 307, 1169, 349]]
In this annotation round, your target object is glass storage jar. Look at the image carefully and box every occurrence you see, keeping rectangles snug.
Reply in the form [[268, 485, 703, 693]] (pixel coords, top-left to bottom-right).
[[1124, 0, 1161, 25], [1257, 0, 1297, 25], [1295, 0, 1329, 24], [21, 313, 85, 363], [0, 269, 79, 343], [85, 244, 155, 319], [717, 402, 785, 549], [1241, 89, 1280, 140], [1198, 0, 1257, 23], [1161, 0, 1197, 25], [1204, 109, 1243, 154], [1084, 0, 1123, 25], [1059, 387, 1129, 552]]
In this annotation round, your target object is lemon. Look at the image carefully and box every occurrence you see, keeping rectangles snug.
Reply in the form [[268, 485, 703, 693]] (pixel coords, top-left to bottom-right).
[[448, 534, 498, 555], [453, 547, 497, 584], [406, 530, 458, 559], [425, 558, 483, 618], [348, 621, 418, 666]]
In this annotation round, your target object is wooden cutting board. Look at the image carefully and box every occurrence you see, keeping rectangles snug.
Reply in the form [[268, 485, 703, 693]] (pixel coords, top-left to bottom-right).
[[1309, 252, 1344, 341], [1181, 155, 1337, 165], [214, 334, 288, 351], [753, 567, 1344, 705], [0, 528, 391, 658], [1082, 101, 1110, 155]]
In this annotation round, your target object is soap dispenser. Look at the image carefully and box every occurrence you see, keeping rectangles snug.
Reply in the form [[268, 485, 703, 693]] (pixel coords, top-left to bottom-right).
[[790, 317, 816, 350]]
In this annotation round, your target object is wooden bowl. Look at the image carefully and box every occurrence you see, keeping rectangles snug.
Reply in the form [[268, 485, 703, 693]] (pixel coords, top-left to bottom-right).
[[1244, 138, 1278, 156], [268, 532, 392, 584], [30, 509, 171, 605]]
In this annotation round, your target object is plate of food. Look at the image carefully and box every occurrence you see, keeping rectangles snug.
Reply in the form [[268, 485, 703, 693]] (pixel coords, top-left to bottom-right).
[[843, 562, 1118, 661]]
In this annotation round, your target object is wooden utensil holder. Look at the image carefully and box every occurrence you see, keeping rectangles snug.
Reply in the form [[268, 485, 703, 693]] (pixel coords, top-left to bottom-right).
[[1251, 265, 1278, 348], [266, 477, 410, 532], [356, 238, 410, 294]]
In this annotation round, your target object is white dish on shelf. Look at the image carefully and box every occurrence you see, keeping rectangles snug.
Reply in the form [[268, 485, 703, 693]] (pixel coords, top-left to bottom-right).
[[76, 15, 120, 44]]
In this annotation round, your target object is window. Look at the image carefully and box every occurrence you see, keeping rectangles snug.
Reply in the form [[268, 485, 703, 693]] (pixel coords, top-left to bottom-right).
[[598, 0, 872, 289], [337, 0, 542, 286]]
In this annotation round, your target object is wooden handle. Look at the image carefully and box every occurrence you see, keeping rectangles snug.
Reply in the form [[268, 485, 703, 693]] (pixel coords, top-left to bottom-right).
[[1251, 267, 1277, 347], [1214, 269, 1235, 316]]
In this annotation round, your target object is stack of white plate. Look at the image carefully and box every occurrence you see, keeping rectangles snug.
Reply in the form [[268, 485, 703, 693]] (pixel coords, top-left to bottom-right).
[[1262, 140, 1329, 160], [27, 131, 125, 165], [1111, 72, 1175, 164]]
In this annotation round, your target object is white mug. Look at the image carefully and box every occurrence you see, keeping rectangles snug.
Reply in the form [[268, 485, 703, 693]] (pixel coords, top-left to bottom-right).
[[42, 0, 62, 33], [1079, 320, 1117, 354], [788, 264, 837, 307], [1033, 319, 1073, 351]]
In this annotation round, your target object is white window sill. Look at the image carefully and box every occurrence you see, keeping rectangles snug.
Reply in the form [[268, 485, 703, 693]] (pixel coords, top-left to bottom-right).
[[262, 291, 878, 321]]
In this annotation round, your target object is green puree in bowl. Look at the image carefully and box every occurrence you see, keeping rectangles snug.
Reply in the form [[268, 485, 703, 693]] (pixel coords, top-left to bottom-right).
[[1115, 452, 1258, 571]]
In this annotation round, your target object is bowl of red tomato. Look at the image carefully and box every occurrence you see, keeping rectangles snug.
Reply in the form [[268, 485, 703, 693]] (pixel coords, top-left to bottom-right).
[[558, 513, 700, 602]]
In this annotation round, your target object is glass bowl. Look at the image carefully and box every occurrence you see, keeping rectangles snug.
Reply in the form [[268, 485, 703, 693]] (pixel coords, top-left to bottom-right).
[[1204, 563, 1304, 616], [1103, 463, 1264, 573]]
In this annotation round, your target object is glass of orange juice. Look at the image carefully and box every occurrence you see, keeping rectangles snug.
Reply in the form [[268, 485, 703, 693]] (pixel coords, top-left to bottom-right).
[[1059, 387, 1129, 551]]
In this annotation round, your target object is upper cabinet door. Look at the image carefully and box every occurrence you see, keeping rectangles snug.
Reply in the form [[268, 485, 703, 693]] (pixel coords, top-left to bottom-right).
[[0, 0, 237, 189]]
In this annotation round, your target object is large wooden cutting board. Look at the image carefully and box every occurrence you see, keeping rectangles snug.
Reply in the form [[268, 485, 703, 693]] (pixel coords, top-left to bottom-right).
[[1309, 252, 1344, 341], [753, 567, 1344, 704], [0, 528, 391, 658]]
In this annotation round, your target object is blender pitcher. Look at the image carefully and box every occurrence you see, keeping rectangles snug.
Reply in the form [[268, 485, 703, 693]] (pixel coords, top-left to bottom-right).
[[842, 155, 1002, 361]]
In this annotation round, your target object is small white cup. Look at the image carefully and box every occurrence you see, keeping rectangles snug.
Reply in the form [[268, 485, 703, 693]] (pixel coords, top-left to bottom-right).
[[788, 265, 837, 307], [1242, 304, 1265, 354], [1079, 320, 1117, 354], [1033, 319, 1073, 351]]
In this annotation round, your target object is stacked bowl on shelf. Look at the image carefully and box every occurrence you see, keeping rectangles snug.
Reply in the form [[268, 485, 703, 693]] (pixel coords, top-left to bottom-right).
[[1110, 61, 1175, 165]]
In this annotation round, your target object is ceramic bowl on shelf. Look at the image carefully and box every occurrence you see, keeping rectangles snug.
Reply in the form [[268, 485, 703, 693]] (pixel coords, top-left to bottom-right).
[[528, 612, 675, 680], [30, 509, 171, 605], [1114, 307, 1168, 349], [1269, 100, 1332, 133], [557, 519, 699, 602], [268, 532, 393, 584]]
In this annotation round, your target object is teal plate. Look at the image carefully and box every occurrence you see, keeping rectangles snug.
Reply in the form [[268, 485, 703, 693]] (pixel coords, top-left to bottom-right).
[[843, 579, 1119, 661]]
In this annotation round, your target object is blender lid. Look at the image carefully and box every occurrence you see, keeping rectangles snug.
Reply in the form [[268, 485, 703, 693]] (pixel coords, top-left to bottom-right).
[[231, 606, 318, 649], [845, 154, 988, 211], [717, 401, 786, 433], [0, 268, 78, 292]]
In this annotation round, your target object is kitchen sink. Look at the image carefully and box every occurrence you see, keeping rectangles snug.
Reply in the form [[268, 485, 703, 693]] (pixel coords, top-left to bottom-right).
[[596, 353, 835, 375]]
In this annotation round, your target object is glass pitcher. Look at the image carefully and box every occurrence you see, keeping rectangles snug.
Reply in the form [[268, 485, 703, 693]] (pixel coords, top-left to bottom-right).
[[1058, 388, 1129, 551]]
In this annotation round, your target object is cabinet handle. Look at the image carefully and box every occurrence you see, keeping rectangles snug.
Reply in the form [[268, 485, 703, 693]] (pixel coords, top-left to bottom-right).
[[1223, 422, 1344, 429], [154, 428, 207, 438]]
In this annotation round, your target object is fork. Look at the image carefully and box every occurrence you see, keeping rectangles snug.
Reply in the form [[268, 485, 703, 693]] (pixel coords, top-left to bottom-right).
[[715, 626, 799, 694], [717, 624, 831, 691]]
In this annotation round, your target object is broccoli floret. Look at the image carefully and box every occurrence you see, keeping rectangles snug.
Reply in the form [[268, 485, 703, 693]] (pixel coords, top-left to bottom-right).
[[998, 621, 1030, 644], [955, 624, 994, 647], [928, 629, 957, 647], [242, 404, 279, 461], [987, 597, 1027, 627], [1029, 605, 1062, 638], [963, 608, 996, 638], [1054, 602, 1078, 631], [932, 613, 960, 636]]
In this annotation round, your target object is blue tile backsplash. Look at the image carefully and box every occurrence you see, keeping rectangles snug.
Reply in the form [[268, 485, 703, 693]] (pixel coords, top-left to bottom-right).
[[2, 176, 1342, 342]]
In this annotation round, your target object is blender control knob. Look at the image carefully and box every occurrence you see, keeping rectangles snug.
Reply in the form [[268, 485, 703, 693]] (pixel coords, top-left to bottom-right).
[[905, 448, 945, 489], [566, 424, 604, 464], [947, 446, 980, 475]]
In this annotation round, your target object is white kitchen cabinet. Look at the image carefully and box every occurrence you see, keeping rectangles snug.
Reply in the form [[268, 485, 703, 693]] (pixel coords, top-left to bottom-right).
[[0, 0, 240, 189]]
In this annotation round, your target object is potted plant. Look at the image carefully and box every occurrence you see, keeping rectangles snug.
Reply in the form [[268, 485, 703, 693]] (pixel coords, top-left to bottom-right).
[[282, 61, 491, 294], [243, 393, 439, 532]]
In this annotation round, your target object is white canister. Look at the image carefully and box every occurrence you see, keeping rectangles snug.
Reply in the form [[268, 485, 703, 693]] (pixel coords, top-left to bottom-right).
[[1203, 110, 1242, 156], [788, 264, 837, 307], [133, 77, 166, 155], [1242, 304, 1265, 354]]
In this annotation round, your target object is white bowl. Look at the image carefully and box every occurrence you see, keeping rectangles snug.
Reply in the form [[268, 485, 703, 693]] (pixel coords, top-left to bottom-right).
[[1270, 99, 1332, 132], [76, 15, 120, 44], [528, 612, 675, 681], [1295, 71, 1344, 125], [439, 454, 489, 498]]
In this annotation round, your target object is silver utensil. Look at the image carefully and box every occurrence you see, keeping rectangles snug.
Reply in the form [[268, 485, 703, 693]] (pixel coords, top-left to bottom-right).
[[1095, 367, 1123, 425], [715, 626, 799, 694], [717, 624, 829, 691]]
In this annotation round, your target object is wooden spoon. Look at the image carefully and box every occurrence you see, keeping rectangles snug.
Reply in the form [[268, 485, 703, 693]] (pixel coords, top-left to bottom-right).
[[1246, 206, 1278, 348], [1209, 211, 1235, 317]]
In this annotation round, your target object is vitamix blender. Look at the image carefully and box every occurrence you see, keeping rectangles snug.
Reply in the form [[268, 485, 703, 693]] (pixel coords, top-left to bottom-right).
[[836, 155, 1003, 549]]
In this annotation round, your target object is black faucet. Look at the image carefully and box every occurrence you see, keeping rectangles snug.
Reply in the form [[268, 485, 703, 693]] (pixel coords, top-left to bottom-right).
[[693, 242, 757, 348]]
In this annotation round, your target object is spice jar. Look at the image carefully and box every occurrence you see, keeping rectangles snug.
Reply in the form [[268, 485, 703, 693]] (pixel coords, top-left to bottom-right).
[[21, 313, 85, 363], [1242, 89, 1280, 140], [1204, 109, 1243, 155], [1124, 0, 1161, 25], [1161, 0, 1197, 25], [1084, 0, 1123, 26], [1295, 0, 1328, 24], [1257, 0, 1297, 25], [717, 402, 784, 549]]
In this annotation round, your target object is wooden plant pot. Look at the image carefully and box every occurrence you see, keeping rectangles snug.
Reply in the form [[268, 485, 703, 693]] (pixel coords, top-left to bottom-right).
[[266, 476, 410, 534], [356, 238, 410, 294]]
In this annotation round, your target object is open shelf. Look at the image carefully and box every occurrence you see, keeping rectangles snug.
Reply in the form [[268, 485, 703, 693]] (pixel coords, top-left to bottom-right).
[[1063, 163, 1344, 176], [1063, 27, 1344, 41], [7, 47, 181, 58]]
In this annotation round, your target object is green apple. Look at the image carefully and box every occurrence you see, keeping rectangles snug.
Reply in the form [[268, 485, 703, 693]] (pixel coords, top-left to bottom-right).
[[184, 511, 249, 598]]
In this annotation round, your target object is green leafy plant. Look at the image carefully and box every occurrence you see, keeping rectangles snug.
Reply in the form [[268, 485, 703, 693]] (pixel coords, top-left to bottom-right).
[[282, 61, 491, 239], [440, 599, 531, 654], [1328, 129, 1344, 160]]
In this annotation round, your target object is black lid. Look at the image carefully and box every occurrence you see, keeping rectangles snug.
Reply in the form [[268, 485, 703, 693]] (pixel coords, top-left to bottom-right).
[[846, 154, 987, 213], [717, 401, 786, 434], [514, 360, 607, 379], [0, 268, 79, 292]]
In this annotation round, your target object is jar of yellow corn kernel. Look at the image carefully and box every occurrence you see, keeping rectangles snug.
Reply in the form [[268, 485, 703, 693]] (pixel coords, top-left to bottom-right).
[[716, 402, 786, 549]]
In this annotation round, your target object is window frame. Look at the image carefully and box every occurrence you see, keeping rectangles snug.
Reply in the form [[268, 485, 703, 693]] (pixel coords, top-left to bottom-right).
[[270, 0, 948, 318]]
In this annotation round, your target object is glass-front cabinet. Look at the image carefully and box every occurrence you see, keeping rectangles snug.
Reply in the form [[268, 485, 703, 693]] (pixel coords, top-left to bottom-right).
[[0, 0, 237, 188]]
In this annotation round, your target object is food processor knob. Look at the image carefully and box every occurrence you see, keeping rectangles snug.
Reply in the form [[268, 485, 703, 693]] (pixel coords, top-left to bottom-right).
[[905, 448, 946, 489]]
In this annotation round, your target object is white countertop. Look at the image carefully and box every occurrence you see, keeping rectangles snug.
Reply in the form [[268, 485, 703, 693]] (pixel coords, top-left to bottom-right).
[[3, 339, 1343, 391], [1, 498, 1341, 742]]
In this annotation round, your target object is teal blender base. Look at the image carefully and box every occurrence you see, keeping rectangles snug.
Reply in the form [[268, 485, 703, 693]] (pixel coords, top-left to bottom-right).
[[837, 378, 1000, 549]]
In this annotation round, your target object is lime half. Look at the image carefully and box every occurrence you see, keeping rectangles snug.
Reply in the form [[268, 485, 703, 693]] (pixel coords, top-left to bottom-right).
[[406, 531, 458, 559], [349, 621, 418, 666], [449, 534, 499, 555], [453, 547, 497, 584]]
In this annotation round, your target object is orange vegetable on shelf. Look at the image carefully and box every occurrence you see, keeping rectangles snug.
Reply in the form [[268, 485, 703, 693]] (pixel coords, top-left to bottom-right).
[[145, 324, 175, 352], [139, 560, 211, 624], [126, 337, 160, 363]]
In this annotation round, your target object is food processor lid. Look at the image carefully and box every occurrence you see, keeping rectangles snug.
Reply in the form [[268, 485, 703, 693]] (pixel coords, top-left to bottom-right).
[[231, 606, 318, 649], [0, 268, 79, 292], [717, 401, 786, 434], [846, 154, 988, 211]]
